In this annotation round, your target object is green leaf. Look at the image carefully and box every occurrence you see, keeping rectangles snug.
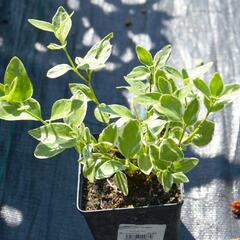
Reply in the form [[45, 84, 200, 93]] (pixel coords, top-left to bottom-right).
[[47, 42, 66, 50], [113, 171, 129, 196], [211, 101, 225, 112], [192, 120, 215, 146], [128, 162, 139, 173], [4, 57, 33, 102], [0, 83, 5, 97], [69, 83, 95, 102], [145, 127, 157, 143], [165, 66, 183, 80], [117, 80, 147, 95], [0, 100, 38, 121], [28, 19, 54, 32], [182, 68, 189, 79], [160, 94, 183, 121], [175, 84, 193, 100], [134, 92, 161, 106], [149, 145, 171, 170], [94, 104, 110, 123], [94, 142, 113, 153], [154, 45, 172, 68], [187, 62, 213, 79], [82, 157, 102, 183], [169, 78, 178, 92], [52, 6, 72, 42], [193, 78, 211, 97], [146, 120, 166, 143], [80, 144, 92, 158], [156, 77, 172, 94], [84, 32, 113, 68], [99, 104, 134, 119], [99, 123, 117, 144], [64, 97, 87, 128], [4, 84, 10, 95], [161, 170, 173, 192], [135, 45, 153, 66], [137, 152, 153, 175], [204, 97, 224, 112], [28, 123, 76, 148], [173, 158, 199, 173], [210, 72, 224, 97], [155, 69, 167, 79], [169, 126, 183, 140], [219, 83, 240, 104], [172, 172, 189, 183], [159, 138, 183, 161], [24, 98, 42, 119], [47, 64, 72, 78], [50, 99, 73, 121], [95, 160, 126, 179], [183, 98, 200, 126], [148, 119, 166, 136], [75, 57, 91, 70], [125, 66, 151, 81], [116, 119, 141, 158], [83, 127, 96, 145], [34, 142, 65, 159]]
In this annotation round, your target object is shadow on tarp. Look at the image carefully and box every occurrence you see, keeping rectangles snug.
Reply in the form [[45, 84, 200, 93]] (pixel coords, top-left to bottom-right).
[[180, 222, 196, 240], [183, 147, 240, 193], [0, 134, 94, 240]]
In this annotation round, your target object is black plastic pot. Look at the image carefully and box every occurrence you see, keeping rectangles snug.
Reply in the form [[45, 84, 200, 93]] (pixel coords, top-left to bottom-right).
[[77, 164, 184, 240]]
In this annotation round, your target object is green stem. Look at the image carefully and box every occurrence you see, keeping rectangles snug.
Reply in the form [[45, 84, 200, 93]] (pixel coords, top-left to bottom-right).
[[132, 103, 140, 120], [149, 79, 152, 92], [24, 109, 47, 125], [87, 77, 100, 106], [182, 110, 211, 145], [85, 71, 108, 124], [62, 44, 107, 124], [62, 46, 88, 82], [163, 122, 170, 139], [178, 125, 187, 146], [149, 67, 155, 93]]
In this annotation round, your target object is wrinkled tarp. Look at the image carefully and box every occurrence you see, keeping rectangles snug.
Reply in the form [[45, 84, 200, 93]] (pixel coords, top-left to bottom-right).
[[0, 0, 240, 239]]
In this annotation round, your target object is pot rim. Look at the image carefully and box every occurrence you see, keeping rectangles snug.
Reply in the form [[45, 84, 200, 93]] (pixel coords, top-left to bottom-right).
[[76, 163, 184, 213]]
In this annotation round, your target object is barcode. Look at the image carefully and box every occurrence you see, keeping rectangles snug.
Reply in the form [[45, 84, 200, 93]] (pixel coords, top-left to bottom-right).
[[124, 233, 154, 240], [118, 224, 166, 240]]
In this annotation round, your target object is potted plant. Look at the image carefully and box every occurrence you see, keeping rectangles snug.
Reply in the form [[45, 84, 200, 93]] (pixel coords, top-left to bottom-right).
[[1, 6, 240, 240]]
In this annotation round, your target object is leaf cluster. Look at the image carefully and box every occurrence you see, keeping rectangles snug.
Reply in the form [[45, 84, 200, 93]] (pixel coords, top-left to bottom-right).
[[1, 6, 240, 195]]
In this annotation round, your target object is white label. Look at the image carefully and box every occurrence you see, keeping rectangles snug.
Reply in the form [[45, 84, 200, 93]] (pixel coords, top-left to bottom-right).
[[117, 224, 166, 240]]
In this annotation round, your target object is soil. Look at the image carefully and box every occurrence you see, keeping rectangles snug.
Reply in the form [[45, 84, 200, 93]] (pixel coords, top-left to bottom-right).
[[82, 171, 181, 211]]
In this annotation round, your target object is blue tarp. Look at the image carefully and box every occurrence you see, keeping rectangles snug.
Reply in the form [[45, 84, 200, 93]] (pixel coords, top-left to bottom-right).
[[0, 0, 240, 239]]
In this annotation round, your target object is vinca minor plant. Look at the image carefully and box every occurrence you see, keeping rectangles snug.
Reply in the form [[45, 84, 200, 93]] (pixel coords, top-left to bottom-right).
[[1, 6, 240, 196]]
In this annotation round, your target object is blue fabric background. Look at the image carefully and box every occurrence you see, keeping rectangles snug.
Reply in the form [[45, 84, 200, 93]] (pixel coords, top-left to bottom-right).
[[0, 0, 240, 239]]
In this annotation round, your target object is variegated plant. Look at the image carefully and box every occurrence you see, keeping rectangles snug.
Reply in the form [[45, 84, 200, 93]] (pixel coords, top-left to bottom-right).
[[1, 6, 240, 195]]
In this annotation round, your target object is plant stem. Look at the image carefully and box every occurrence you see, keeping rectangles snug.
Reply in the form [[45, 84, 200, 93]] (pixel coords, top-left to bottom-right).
[[62, 44, 107, 124], [162, 122, 170, 139], [62, 46, 88, 82], [24, 109, 47, 125], [149, 67, 155, 93], [182, 110, 211, 145], [178, 125, 187, 146], [85, 70, 109, 124], [132, 103, 140, 120], [87, 75, 100, 106]]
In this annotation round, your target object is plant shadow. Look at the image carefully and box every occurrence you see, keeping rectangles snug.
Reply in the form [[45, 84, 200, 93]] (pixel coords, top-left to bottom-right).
[[184, 147, 240, 193]]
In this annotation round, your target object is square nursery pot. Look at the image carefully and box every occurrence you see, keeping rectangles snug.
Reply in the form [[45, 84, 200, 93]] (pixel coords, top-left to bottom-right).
[[77, 165, 184, 240]]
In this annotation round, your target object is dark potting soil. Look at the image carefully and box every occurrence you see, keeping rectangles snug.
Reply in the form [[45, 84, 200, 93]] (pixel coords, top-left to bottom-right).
[[82, 172, 181, 211]]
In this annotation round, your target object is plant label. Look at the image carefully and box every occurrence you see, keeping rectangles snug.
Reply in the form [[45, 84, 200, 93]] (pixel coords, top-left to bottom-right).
[[117, 224, 166, 240]]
